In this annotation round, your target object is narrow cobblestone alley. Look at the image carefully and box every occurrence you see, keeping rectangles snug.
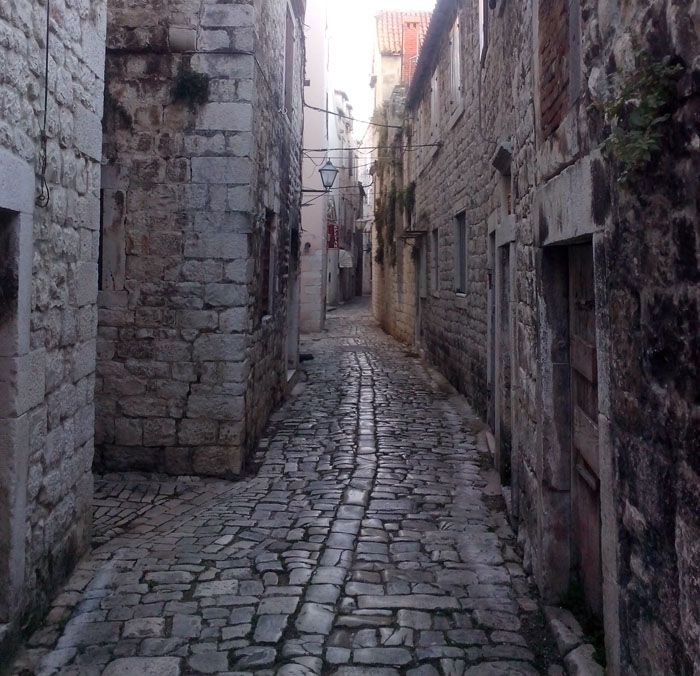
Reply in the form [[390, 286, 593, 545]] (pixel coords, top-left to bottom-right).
[[11, 300, 562, 676]]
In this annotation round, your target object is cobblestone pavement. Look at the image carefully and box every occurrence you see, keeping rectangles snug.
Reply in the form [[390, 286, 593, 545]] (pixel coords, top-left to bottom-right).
[[11, 299, 562, 676]]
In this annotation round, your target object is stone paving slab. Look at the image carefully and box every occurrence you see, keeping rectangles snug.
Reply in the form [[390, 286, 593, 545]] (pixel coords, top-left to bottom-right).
[[10, 299, 562, 675]]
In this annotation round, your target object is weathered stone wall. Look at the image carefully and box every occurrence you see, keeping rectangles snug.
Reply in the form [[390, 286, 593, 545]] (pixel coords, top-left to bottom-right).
[[371, 92, 418, 347], [97, 0, 304, 477], [374, 0, 699, 671], [245, 0, 304, 447], [0, 0, 105, 655], [583, 3, 700, 672]]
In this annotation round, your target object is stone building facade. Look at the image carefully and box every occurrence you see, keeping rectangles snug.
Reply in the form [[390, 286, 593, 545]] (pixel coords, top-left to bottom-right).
[[326, 90, 364, 308], [372, 0, 699, 672], [300, 0, 331, 333], [96, 0, 305, 477], [0, 0, 106, 654], [1, 0, 306, 655]]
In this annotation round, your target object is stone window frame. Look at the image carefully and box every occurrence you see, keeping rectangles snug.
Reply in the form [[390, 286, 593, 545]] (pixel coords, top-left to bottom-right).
[[449, 17, 462, 103], [532, 0, 583, 148], [430, 227, 440, 296], [283, 3, 297, 118], [0, 150, 35, 625], [259, 209, 277, 322], [454, 210, 468, 294], [430, 70, 440, 135]]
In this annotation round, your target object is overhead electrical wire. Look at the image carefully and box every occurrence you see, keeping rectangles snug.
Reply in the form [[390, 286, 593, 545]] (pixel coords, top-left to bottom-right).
[[303, 143, 441, 154], [304, 102, 402, 130]]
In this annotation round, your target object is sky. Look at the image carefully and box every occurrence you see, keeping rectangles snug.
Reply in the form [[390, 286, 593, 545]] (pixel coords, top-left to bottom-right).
[[326, 0, 436, 140]]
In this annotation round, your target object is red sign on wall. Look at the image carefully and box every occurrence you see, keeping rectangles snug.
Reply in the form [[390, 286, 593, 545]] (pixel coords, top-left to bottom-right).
[[327, 221, 339, 249]]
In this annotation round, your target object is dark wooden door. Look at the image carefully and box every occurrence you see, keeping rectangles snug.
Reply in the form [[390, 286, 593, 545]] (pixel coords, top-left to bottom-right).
[[569, 243, 602, 616]]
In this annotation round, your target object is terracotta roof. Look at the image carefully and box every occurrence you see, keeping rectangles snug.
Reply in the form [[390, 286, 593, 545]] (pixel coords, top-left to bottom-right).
[[376, 10, 432, 56]]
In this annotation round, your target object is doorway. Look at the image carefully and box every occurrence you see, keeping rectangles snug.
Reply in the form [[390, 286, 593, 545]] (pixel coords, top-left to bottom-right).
[[568, 242, 602, 616], [496, 244, 513, 485]]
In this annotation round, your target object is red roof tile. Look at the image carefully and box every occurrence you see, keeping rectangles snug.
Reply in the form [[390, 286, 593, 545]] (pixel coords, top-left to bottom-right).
[[376, 10, 432, 56]]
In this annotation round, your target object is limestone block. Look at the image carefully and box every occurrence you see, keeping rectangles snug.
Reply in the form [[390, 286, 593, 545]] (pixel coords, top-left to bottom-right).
[[0, 148, 35, 213], [178, 418, 218, 445], [184, 234, 248, 260], [44, 421, 75, 468], [82, 18, 107, 79], [219, 422, 244, 445], [219, 308, 248, 333], [192, 334, 246, 361], [190, 53, 254, 79], [190, 156, 251, 184], [194, 211, 252, 234], [115, 418, 143, 446], [153, 340, 191, 362], [564, 644, 604, 676], [74, 262, 98, 307], [182, 261, 224, 283], [187, 394, 244, 420], [224, 259, 253, 283], [72, 339, 96, 383], [202, 3, 254, 27], [192, 445, 243, 476], [177, 310, 218, 330], [198, 29, 230, 52], [143, 418, 176, 446], [227, 186, 253, 211], [204, 283, 248, 307], [120, 397, 168, 418], [231, 27, 254, 52], [0, 350, 46, 417], [74, 403, 95, 448], [74, 105, 103, 161], [169, 26, 197, 52], [197, 103, 252, 132], [221, 362, 248, 383]]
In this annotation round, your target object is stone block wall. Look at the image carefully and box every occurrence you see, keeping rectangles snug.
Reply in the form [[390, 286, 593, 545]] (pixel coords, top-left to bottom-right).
[[373, 0, 699, 671], [96, 0, 303, 477], [583, 2, 699, 671], [0, 0, 105, 655], [245, 0, 304, 447]]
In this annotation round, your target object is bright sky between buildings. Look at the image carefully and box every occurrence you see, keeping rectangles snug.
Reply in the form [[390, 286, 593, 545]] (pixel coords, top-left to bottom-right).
[[326, 0, 436, 142]]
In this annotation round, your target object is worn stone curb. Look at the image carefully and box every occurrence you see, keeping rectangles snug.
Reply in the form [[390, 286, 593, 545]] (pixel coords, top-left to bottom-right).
[[543, 606, 605, 675]]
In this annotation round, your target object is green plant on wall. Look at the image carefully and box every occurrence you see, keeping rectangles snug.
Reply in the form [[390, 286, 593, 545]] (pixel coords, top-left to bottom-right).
[[173, 63, 210, 110], [386, 182, 398, 267], [400, 181, 416, 226], [374, 195, 386, 265], [596, 50, 684, 185]]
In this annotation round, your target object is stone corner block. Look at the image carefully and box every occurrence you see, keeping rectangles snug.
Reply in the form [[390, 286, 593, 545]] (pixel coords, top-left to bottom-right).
[[75, 105, 104, 162]]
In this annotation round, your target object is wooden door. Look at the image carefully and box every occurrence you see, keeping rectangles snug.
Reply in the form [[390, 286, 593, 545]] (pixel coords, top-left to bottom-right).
[[569, 244, 602, 616]]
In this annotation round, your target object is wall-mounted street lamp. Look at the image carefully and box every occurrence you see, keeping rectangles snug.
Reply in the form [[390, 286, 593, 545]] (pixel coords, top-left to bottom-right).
[[318, 159, 339, 191], [302, 159, 339, 195]]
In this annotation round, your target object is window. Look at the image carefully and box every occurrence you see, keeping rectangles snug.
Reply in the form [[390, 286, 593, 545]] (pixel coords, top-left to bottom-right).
[[538, 0, 570, 137], [449, 19, 462, 100], [0, 208, 18, 321], [284, 7, 295, 116], [431, 228, 439, 293], [430, 72, 440, 131], [454, 211, 467, 293], [479, 0, 489, 62], [500, 174, 513, 217], [419, 240, 428, 299], [260, 210, 275, 319]]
